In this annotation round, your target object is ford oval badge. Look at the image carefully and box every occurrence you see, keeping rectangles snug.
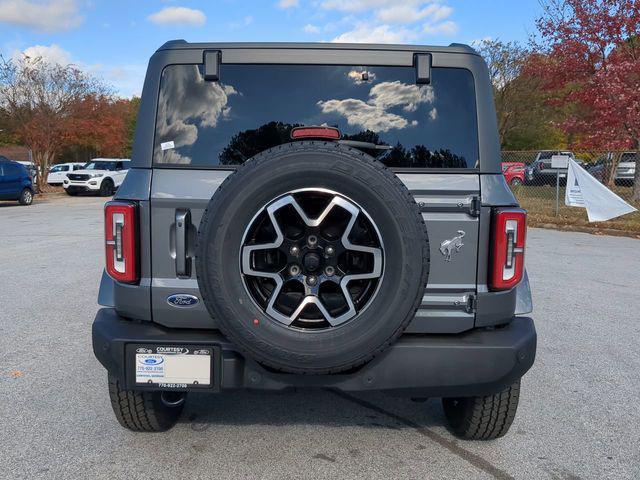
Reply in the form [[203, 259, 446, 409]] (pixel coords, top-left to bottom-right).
[[167, 294, 199, 308]]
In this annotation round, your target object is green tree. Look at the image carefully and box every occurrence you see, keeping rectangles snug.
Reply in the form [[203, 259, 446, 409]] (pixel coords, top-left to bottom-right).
[[476, 39, 564, 150]]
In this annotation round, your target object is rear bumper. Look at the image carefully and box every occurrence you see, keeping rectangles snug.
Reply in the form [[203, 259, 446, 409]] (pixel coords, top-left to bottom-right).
[[92, 308, 536, 397]]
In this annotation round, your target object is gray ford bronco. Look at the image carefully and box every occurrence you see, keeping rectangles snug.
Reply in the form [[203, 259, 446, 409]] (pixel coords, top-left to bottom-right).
[[93, 41, 536, 440]]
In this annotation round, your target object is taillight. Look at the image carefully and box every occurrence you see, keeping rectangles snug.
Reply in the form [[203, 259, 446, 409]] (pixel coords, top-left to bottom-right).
[[105, 201, 138, 283], [291, 126, 341, 140], [490, 208, 526, 291]]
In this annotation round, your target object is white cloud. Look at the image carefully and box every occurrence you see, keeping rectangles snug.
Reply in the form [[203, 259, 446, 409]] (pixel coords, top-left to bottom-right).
[[0, 0, 83, 32], [323, 1, 458, 43], [321, 0, 419, 13], [147, 7, 206, 27], [423, 20, 458, 35], [157, 66, 238, 163], [278, 0, 299, 8], [99, 64, 148, 98], [303, 23, 320, 33], [317, 80, 434, 132], [376, 3, 452, 24], [332, 24, 417, 44], [21, 44, 73, 66], [428, 107, 438, 120], [317, 98, 409, 132], [369, 81, 434, 112], [15, 44, 145, 97]]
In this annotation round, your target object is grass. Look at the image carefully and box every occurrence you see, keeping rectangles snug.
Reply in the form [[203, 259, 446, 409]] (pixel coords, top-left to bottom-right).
[[512, 185, 640, 237]]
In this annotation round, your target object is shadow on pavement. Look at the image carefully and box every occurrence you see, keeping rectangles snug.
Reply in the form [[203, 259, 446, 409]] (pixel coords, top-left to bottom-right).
[[180, 388, 445, 430]]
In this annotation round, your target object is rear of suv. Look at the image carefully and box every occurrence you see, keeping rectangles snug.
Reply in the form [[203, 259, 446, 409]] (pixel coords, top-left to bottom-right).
[[92, 42, 536, 439]]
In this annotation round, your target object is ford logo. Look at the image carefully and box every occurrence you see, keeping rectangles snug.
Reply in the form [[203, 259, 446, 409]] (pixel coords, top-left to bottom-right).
[[167, 294, 199, 308], [138, 356, 164, 366]]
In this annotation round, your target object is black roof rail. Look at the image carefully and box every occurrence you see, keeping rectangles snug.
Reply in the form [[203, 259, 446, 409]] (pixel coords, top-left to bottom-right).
[[158, 39, 188, 50], [448, 43, 477, 54]]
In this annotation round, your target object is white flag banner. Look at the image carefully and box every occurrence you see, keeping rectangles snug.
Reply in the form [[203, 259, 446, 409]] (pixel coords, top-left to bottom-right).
[[565, 158, 637, 222]]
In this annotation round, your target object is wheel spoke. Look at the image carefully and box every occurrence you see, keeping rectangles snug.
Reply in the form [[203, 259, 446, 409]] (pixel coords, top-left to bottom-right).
[[241, 189, 384, 328]]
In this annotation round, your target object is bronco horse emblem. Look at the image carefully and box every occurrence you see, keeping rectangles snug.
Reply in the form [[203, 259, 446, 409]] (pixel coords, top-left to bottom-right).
[[439, 230, 466, 262]]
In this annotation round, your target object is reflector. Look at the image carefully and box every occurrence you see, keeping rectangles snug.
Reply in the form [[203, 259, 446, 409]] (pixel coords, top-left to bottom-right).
[[291, 126, 341, 140]]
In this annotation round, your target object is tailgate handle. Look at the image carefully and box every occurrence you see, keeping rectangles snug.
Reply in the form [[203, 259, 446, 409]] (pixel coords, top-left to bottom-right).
[[175, 209, 191, 278]]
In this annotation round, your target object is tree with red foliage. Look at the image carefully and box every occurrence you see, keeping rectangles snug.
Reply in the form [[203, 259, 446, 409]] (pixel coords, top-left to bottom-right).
[[531, 0, 640, 201], [68, 95, 132, 157]]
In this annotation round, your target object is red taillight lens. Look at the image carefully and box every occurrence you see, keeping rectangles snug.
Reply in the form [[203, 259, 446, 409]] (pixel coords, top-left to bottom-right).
[[490, 208, 526, 291], [105, 201, 138, 284], [291, 126, 341, 140]]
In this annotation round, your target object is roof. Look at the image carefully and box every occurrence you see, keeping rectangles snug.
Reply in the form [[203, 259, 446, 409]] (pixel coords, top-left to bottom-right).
[[90, 158, 131, 161], [156, 40, 478, 56]]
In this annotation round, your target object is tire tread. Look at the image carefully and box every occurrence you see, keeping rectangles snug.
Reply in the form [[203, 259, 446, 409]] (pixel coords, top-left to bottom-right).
[[107, 375, 183, 432], [443, 380, 521, 440]]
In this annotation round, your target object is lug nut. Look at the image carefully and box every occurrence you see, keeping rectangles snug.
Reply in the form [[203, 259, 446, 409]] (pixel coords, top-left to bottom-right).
[[290, 245, 300, 256], [289, 264, 301, 276], [325, 266, 335, 277], [306, 275, 318, 286], [325, 246, 335, 256], [307, 235, 318, 248]]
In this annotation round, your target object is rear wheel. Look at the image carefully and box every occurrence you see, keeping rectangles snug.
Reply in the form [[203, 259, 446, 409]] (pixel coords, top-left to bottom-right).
[[18, 188, 33, 205], [107, 375, 186, 432], [100, 179, 115, 197], [196, 141, 429, 374], [442, 380, 521, 440]]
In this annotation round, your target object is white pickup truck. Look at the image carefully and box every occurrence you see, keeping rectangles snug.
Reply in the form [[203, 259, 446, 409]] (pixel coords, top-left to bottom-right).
[[63, 159, 130, 196]]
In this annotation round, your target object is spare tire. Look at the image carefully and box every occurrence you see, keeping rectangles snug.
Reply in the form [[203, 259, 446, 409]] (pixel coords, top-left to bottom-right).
[[196, 141, 429, 374]]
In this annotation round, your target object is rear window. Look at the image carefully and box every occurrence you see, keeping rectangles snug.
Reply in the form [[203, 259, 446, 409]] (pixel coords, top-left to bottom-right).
[[153, 64, 478, 169], [2, 163, 23, 176], [85, 161, 116, 171]]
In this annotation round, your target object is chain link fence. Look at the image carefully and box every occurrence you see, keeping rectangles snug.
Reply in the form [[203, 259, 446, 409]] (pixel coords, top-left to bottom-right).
[[501, 150, 639, 235]]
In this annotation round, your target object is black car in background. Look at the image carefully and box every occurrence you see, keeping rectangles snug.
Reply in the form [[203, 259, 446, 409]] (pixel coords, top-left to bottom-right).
[[523, 150, 585, 186]]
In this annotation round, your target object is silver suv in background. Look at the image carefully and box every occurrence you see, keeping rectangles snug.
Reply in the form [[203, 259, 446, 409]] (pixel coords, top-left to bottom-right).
[[588, 152, 637, 186]]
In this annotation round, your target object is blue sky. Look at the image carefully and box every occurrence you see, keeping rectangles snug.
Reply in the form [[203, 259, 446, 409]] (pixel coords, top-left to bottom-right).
[[0, 0, 542, 97]]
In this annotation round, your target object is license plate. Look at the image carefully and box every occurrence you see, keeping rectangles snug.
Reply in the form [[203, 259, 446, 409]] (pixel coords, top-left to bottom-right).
[[135, 346, 212, 388]]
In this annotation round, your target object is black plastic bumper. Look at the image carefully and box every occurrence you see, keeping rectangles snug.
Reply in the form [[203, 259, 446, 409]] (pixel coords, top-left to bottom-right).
[[92, 308, 536, 397]]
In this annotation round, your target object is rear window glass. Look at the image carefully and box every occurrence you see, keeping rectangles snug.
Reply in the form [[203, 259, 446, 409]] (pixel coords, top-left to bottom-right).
[[153, 64, 478, 169], [3, 163, 22, 175], [85, 161, 116, 171]]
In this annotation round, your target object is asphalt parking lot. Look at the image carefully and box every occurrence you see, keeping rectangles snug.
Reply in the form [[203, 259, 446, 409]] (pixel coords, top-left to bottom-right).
[[1, 195, 639, 480]]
